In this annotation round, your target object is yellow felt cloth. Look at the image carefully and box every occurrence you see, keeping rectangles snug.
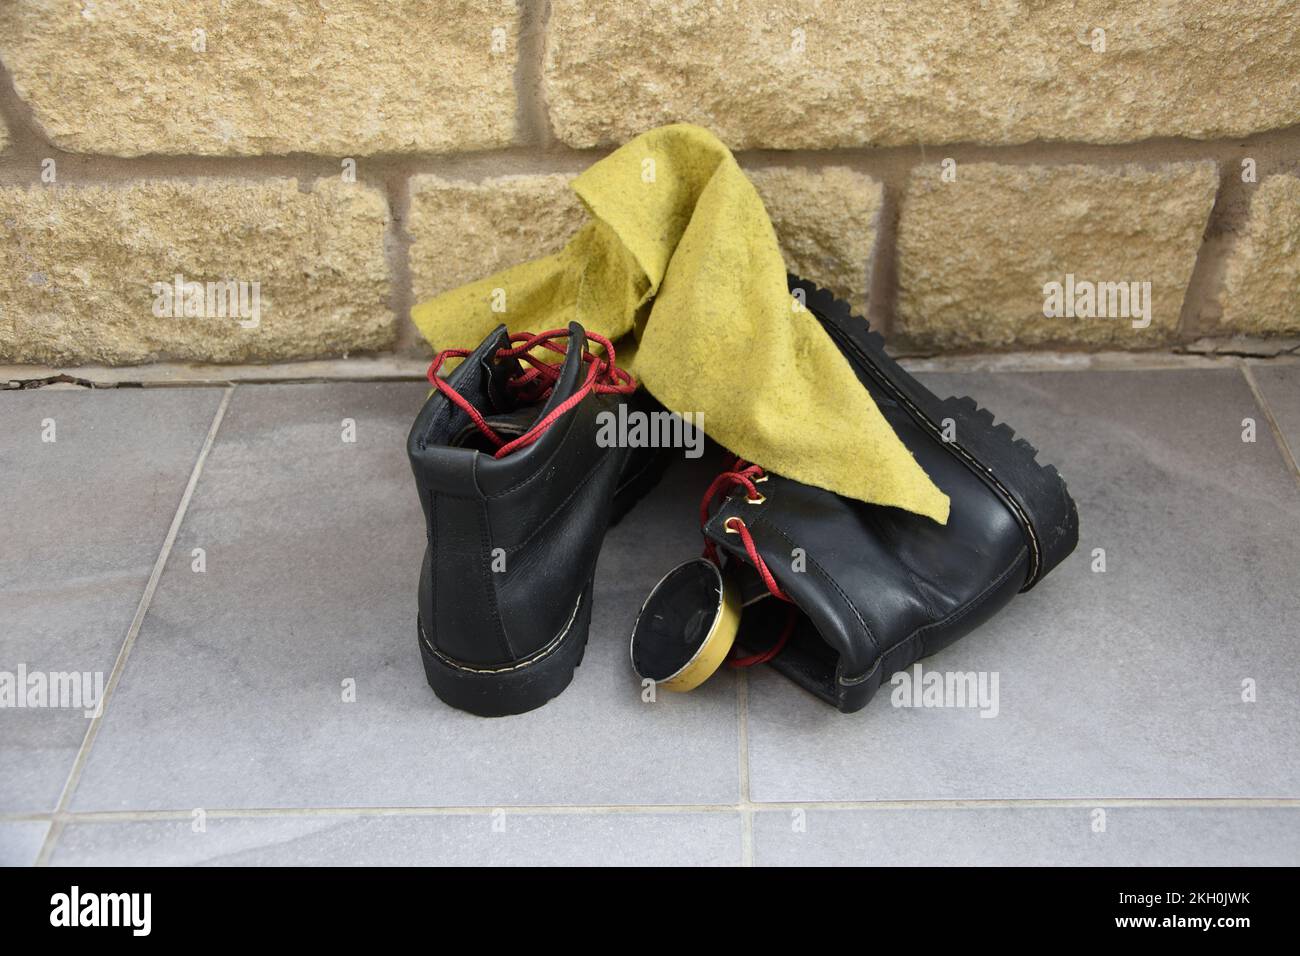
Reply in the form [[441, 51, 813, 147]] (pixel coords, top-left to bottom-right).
[[410, 123, 949, 523]]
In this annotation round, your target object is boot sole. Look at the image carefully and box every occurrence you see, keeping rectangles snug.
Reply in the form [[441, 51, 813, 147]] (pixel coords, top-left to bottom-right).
[[796, 274, 1079, 588], [418, 579, 593, 717]]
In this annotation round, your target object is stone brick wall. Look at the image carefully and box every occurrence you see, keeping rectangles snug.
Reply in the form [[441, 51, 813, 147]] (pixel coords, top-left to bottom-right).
[[1, 1, 1297, 367]]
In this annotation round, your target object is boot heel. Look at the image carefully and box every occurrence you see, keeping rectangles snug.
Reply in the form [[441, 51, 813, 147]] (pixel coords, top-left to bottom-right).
[[796, 273, 1078, 589], [934, 396, 1079, 588], [418, 580, 594, 717]]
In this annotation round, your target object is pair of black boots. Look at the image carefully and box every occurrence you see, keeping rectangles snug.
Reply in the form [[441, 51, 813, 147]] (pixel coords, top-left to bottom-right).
[[408, 277, 1078, 717]]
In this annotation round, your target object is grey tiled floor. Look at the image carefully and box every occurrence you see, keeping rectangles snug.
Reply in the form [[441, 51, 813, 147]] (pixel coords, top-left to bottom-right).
[[0, 389, 225, 813], [0, 821, 50, 867], [47, 812, 741, 867], [1, 365, 1297, 866], [1250, 364, 1300, 471], [753, 807, 1300, 866]]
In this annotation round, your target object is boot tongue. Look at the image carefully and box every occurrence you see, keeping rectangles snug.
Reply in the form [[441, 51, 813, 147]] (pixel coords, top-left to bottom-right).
[[480, 403, 544, 438], [493, 322, 590, 439], [532, 320, 588, 418], [480, 327, 520, 413], [450, 403, 544, 448], [455, 322, 590, 450], [728, 560, 778, 607]]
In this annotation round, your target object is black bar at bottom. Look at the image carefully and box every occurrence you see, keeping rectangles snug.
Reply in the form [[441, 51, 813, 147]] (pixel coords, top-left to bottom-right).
[[0, 866, 1286, 941]]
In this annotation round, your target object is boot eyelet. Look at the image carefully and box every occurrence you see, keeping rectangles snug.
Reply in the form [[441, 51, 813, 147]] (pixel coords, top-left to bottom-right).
[[747, 494, 766, 505], [724, 517, 745, 534], [752, 475, 768, 483]]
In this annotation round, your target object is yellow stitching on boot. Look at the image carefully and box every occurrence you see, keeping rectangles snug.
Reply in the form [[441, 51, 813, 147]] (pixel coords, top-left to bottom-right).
[[421, 590, 583, 675]]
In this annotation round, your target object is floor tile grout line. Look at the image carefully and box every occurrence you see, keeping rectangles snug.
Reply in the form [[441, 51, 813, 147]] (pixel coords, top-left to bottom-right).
[[7, 796, 1300, 828], [35, 820, 66, 863], [33, 385, 236, 866], [1240, 361, 1300, 487], [5, 351, 1297, 391], [737, 670, 754, 867]]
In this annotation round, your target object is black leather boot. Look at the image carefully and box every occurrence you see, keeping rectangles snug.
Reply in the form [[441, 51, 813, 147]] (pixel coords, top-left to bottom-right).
[[408, 322, 663, 716], [668, 277, 1079, 713]]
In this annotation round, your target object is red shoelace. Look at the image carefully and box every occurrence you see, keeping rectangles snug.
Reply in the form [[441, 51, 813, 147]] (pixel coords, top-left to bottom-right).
[[698, 458, 797, 667], [427, 328, 636, 458]]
